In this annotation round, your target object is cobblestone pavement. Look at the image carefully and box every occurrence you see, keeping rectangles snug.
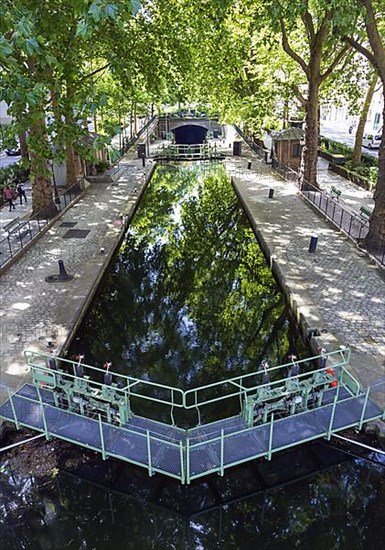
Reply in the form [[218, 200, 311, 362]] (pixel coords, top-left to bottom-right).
[[1, 134, 384, 416], [225, 148, 385, 408], [0, 149, 153, 395]]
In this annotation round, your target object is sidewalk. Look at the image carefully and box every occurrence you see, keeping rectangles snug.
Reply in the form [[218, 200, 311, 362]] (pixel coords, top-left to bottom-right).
[[0, 135, 384, 415], [0, 148, 153, 395], [0, 181, 32, 231], [225, 146, 384, 408]]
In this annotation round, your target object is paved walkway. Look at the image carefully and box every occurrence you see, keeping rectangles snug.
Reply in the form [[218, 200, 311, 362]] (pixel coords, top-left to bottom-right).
[[0, 148, 153, 396], [0, 132, 384, 417], [225, 145, 384, 411]]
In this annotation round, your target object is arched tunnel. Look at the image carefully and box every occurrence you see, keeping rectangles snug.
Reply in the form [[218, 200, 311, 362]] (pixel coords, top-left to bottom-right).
[[173, 125, 208, 144]]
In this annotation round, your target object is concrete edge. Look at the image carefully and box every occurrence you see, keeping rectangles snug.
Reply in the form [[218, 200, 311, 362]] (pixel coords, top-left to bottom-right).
[[59, 162, 157, 355]]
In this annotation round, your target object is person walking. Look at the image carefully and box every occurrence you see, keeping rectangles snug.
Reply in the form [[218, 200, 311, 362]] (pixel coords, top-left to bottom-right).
[[3, 185, 16, 211], [16, 182, 27, 205]]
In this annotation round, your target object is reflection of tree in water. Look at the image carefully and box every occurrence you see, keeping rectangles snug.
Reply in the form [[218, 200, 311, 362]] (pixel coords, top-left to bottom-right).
[[70, 164, 305, 388], [1, 458, 384, 548]]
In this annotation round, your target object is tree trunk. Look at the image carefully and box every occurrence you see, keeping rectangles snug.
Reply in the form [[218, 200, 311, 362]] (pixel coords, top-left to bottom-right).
[[64, 106, 77, 187], [29, 114, 57, 218], [134, 103, 138, 135], [300, 73, 320, 190], [65, 141, 77, 187], [352, 75, 377, 166], [18, 130, 28, 160], [363, 98, 385, 249]]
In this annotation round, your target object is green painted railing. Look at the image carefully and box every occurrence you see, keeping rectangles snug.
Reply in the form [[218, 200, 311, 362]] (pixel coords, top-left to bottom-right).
[[151, 143, 224, 160], [1, 346, 384, 484]]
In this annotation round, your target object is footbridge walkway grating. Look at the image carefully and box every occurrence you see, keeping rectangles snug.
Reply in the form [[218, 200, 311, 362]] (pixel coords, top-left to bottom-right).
[[0, 349, 383, 484]]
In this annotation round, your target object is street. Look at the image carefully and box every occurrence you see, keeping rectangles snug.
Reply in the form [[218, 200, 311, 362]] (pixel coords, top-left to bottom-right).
[[320, 123, 379, 158], [0, 152, 21, 169]]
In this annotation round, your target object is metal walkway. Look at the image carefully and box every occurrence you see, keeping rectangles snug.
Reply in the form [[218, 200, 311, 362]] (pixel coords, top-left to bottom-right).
[[1, 349, 383, 484]]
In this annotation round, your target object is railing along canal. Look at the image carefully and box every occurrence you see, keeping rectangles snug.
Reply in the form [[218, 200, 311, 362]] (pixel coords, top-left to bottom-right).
[[0, 181, 84, 269], [151, 143, 225, 161], [0, 348, 383, 484], [233, 127, 385, 267]]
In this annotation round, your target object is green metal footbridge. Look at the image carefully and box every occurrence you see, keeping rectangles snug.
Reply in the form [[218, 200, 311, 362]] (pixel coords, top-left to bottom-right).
[[0, 349, 383, 484]]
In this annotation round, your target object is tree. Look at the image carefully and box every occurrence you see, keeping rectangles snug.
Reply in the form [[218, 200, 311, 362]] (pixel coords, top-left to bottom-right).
[[0, 0, 141, 215], [263, 1, 354, 189], [345, 0, 385, 246], [351, 73, 378, 166]]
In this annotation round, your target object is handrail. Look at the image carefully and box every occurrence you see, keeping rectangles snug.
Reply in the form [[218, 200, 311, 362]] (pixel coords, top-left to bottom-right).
[[183, 348, 350, 408], [23, 348, 353, 416], [0, 180, 84, 269], [24, 350, 185, 409]]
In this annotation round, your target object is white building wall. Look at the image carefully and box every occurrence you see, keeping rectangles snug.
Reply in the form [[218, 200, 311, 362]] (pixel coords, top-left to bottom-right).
[[0, 101, 12, 125], [321, 84, 383, 134]]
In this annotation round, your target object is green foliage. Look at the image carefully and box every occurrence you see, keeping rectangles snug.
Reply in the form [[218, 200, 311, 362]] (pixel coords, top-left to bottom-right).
[[320, 137, 354, 158], [95, 160, 110, 173], [320, 137, 378, 185], [344, 160, 379, 184]]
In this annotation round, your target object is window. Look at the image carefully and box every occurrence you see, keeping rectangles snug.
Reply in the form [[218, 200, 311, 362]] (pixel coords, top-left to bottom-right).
[[292, 143, 301, 157]]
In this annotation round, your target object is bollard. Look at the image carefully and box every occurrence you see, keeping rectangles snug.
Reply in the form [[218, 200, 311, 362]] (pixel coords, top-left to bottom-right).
[[268, 188, 274, 199], [247, 161, 252, 170], [142, 157, 146, 167], [45, 260, 74, 283], [308, 233, 318, 253]]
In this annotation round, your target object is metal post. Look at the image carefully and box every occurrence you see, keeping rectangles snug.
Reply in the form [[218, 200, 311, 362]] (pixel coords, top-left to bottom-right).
[[37, 386, 50, 440], [359, 387, 370, 430], [220, 429, 224, 476], [327, 387, 339, 440], [179, 440, 185, 484], [147, 429, 153, 476], [268, 413, 274, 460], [308, 234, 318, 253], [186, 437, 190, 484], [7, 388, 20, 430], [98, 414, 106, 460], [170, 389, 175, 426]]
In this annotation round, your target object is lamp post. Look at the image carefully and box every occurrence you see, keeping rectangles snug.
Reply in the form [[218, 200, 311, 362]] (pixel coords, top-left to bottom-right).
[[146, 113, 150, 157]]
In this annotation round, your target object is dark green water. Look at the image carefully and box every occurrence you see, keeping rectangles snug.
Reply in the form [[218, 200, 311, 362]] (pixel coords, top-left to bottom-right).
[[69, 163, 306, 389], [1, 163, 384, 547], [1, 448, 384, 549]]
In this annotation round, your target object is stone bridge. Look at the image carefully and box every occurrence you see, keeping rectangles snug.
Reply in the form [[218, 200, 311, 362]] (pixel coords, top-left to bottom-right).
[[157, 116, 224, 144]]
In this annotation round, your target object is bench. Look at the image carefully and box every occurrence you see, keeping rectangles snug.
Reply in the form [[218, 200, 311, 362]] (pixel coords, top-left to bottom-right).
[[3, 217, 32, 241], [359, 205, 373, 220], [329, 186, 341, 200], [3, 217, 21, 234]]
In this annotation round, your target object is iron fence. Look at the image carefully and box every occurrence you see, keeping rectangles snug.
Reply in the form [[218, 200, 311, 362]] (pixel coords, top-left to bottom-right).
[[234, 128, 384, 267], [0, 181, 83, 269], [296, 174, 385, 267]]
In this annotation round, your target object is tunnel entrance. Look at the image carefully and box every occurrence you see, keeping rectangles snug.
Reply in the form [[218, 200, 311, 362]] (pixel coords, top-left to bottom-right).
[[173, 124, 207, 144]]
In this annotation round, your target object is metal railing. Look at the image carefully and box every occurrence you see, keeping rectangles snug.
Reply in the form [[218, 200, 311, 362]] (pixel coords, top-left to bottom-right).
[[233, 125, 270, 162], [183, 348, 352, 412], [151, 143, 225, 161], [233, 128, 384, 267], [24, 349, 351, 423], [296, 174, 385, 266], [24, 350, 185, 425], [0, 181, 83, 269], [1, 347, 384, 484]]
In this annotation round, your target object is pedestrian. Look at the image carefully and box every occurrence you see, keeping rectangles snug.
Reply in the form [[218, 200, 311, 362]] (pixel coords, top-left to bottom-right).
[[16, 182, 27, 205], [3, 185, 16, 212]]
